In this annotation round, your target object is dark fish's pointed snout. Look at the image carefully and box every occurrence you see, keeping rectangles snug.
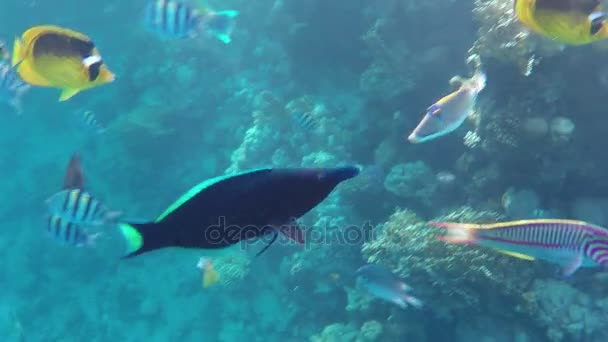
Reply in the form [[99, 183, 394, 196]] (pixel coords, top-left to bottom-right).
[[320, 166, 361, 183]]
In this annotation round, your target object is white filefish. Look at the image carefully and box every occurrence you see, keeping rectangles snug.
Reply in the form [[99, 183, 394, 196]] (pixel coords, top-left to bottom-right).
[[356, 264, 423, 309], [408, 54, 486, 143]]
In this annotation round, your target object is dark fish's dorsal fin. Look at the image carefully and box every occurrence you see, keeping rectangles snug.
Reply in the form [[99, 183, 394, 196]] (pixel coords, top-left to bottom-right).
[[255, 230, 278, 257], [63, 153, 85, 190]]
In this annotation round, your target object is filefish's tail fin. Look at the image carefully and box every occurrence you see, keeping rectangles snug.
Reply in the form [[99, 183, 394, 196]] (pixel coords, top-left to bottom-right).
[[429, 221, 480, 244], [402, 294, 424, 309], [203, 10, 240, 44], [119, 222, 168, 258]]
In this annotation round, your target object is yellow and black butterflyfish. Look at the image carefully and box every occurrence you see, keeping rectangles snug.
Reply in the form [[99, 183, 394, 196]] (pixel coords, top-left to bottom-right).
[[12, 25, 114, 101], [515, 0, 608, 45]]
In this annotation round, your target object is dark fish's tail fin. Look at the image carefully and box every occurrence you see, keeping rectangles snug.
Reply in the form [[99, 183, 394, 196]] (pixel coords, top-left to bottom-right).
[[320, 166, 361, 183], [119, 222, 168, 258]]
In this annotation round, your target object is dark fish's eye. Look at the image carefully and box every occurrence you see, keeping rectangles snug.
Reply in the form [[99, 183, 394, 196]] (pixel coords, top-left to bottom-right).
[[88, 61, 102, 81]]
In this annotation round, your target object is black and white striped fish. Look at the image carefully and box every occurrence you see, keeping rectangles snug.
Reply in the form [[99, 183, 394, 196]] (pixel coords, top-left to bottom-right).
[[144, 0, 203, 39], [293, 111, 319, 132], [0, 61, 29, 113], [46, 189, 120, 226], [47, 215, 98, 247], [80, 110, 106, 134]]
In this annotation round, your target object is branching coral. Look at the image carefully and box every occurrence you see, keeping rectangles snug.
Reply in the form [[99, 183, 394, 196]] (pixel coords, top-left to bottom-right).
[[362, 208, 539, 318]]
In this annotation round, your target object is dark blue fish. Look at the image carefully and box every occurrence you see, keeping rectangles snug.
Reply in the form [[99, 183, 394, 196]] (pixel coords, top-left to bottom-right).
[[293, 111, 319, 132], [144, 0, 202, 39], [356, 264, 423, 309], [0, 61, 29, 113], [118, 166, 360, 258]]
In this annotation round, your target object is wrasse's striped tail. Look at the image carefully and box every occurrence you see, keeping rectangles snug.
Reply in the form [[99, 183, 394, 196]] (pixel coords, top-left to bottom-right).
[[428, 222, 481, 244]]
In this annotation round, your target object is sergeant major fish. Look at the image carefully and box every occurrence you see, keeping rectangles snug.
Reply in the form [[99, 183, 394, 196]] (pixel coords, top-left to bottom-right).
[[356, 264, 423, 309], [431, 219, 608, 276], [46, 153, 98, 247], [408, 54, 486, 143], [46, 189, 121, 227], [47, 214, 99, 247], [144, 0, 239, 43]]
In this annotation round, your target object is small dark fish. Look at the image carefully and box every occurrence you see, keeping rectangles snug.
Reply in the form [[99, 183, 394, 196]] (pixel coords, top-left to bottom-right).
[[46, 215, 98, 247], [436, 171, 456, 184], [63, 153, 85, 190], [80, 110, 106, 134], [293, 111, 319, 132], [118, 166, 360, 258], [46, 189, 121, 226], [144, 0, 203, 39], [356, 264, 423, 309]]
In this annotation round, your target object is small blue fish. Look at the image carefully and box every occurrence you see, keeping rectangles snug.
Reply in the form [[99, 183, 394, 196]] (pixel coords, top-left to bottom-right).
[[356, 264, 423, 309], [46, 189, 121, 226], [0, 61, 29, 113], [46, 215, 98, 247], [293, 111, 319, 132], [80, 110, 106, 134]]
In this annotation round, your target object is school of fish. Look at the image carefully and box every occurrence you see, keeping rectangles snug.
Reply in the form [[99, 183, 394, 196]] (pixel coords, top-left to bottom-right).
[[2, 0, 607, 306]]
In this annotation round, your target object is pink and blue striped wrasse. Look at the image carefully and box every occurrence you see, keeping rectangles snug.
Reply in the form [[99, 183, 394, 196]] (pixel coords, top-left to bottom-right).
[[431, 219, 608, 276]]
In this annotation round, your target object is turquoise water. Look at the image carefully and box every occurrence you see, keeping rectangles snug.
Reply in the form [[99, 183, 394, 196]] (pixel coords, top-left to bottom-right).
[[1, 0, 607, 341]]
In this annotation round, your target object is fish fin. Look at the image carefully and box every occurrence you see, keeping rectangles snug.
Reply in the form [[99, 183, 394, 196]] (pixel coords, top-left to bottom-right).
[[562, 255, 583, 277], [118, 222, 166, 258], [203, 265, 219, 288], [255, 230, 278, 257], [63, 153, 85, 190], [399, 282, 412, 292], [103, 210, 123, 224], [11, 38, 24, 67], [59, 88, 81, 102], [277, 222, 305, 244], [204, 10, 239, 44], [589, 12, 606, 35], [402, 294, 423, 309], [429, 221, 479, 243], [496, 249, 535, 261]]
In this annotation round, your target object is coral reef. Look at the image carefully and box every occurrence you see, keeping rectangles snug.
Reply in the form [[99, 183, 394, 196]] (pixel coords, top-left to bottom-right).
[[362, 208, 540, 318]]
